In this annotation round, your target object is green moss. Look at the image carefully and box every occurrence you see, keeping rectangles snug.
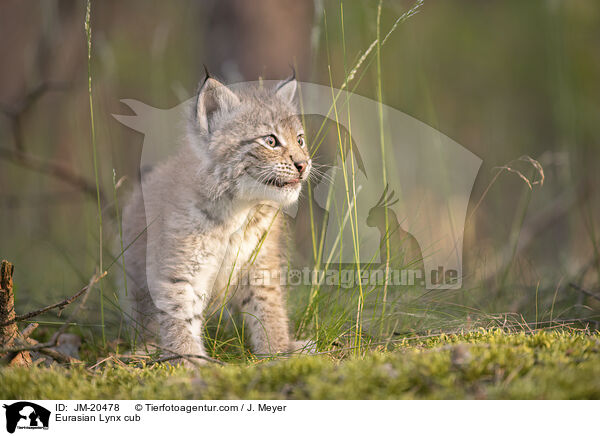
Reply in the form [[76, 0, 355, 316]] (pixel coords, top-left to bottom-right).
[[1, 330, 599, 399]]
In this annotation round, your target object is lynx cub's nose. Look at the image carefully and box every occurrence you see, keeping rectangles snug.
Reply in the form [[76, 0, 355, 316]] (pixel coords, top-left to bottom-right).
[[294, 160, 308, 174]]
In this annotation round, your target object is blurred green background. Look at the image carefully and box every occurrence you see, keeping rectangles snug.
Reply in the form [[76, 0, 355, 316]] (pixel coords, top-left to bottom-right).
[[0, 0, 598, 346]]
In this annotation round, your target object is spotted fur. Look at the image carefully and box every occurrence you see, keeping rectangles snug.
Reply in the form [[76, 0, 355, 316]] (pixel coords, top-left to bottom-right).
[[121, 75, 312, 364]]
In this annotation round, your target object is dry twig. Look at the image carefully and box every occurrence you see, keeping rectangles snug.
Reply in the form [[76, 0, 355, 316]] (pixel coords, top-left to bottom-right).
[[0, 270, 106, 357], [21, 323, 39, 339], [0, 274, 104, 327]]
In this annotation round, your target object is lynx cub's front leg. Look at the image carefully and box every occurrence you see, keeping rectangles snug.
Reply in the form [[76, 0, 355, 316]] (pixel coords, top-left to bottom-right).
[[150, 273, 210, 366], [235, 280, 316, 356], [236, 280, 291, 355]]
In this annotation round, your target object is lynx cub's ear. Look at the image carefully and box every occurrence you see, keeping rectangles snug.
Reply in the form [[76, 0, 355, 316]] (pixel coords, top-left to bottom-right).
[[276, 73, 298, 105], [196, 77, 240, 132]]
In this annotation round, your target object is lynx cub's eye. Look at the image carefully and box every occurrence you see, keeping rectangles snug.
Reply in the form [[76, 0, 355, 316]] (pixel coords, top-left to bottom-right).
[[264, 135, 278, 148], [297, 135, 305, 148]]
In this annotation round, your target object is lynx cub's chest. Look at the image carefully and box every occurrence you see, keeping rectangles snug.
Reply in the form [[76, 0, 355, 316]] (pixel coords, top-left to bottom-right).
[[210, 205, 276, 301]]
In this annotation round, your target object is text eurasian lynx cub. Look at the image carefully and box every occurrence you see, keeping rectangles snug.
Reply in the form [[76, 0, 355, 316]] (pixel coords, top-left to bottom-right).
[[122, 74, 312, 364]]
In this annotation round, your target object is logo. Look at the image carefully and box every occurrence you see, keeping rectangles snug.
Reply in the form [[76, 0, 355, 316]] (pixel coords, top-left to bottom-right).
[[2, 402, 50, 434]]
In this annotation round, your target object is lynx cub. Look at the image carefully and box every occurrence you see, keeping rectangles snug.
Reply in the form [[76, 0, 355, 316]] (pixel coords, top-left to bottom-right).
[[122, 74, 312, 364]]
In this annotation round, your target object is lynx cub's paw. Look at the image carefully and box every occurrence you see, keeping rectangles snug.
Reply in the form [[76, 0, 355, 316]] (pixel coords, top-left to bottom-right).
[[289, 340, 317, 355]]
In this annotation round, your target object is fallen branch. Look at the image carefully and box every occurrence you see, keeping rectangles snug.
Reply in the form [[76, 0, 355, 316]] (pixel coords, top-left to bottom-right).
[[1, 335, 82, 366], [25, 337, 82, 365], [21, 323, 39, 339], [0, 270, 106, 357], [0, 273, 105, 327]]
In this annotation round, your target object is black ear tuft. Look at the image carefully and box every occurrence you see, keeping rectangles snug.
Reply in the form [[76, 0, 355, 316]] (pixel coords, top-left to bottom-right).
[[195, 65, 212, 120], [275, 66, 298, 105], [195, 74, 240, 133], [285, 64, 296, 82]]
